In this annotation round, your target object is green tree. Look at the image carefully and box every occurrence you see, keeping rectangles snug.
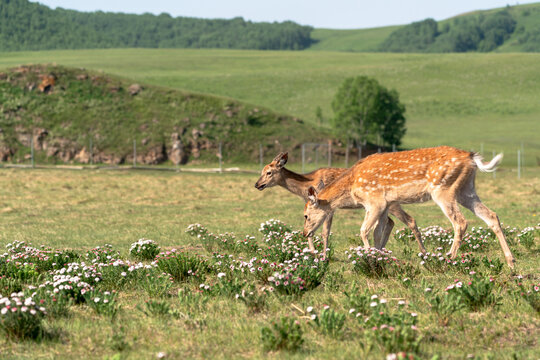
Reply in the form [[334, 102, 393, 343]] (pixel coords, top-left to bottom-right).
[[331, 76, 406, 146]]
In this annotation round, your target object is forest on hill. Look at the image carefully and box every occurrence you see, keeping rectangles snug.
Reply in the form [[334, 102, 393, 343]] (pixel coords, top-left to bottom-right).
[[0, 0, 314, 51]]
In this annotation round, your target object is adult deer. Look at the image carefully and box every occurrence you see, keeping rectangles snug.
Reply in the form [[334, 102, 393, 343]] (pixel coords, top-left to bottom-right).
[[303, 146, 515, 268], [255, 152, 426, 258]]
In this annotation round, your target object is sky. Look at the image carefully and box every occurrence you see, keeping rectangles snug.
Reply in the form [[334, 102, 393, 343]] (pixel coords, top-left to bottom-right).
[[32, 0, 538, 29]]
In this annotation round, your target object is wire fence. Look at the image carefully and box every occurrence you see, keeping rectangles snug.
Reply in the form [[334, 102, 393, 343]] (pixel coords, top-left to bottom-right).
[[1, 139, 537, 178]]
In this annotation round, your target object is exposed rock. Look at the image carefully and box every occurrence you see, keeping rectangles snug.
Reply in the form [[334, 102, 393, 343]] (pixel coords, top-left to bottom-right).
[[191, 128, 202, 139], [168, 133, 188, 165], [138, 145, 167, 165], [32, 128, 48, 150], [76, 74, 88, 81], [46, 138, 77, 162], [74, 147, 91, 164], [0, 73, 7, 80], [141, 138, 149, 146], [128, 84, 142, 96], [0, 143, 13, 161]]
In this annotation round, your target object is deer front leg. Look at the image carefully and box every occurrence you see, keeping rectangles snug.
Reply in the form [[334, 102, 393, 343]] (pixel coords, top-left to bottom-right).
[[373, 209, 389, 249], [360, 205, 386, 249], [320, 213, 333, 260]]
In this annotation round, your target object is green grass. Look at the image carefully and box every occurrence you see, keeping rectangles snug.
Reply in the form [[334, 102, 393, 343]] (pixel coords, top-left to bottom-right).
[[1, 49, 538, 166], [310, 26, 401, 52], [0, 168, 538, 359]]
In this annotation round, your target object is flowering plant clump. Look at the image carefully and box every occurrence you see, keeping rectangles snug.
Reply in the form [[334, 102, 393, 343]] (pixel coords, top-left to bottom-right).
[[0, 292, 47, 340], [129, 239, 161, 261], [352, 295, 421, 354], [480, 256, 503, 276], [423, 286, 465, 326], [445, 273, 501, 311], [235, 285, 269, 313], [517, 226, 538, 250], [85, 245, 121, 264], [461, 227, 496, 251], [346, 247, 403, 278], [306, 305, 346, 338], [259, 219, 292, 236], [138, 270, 174, 298], [515, 280, 540, 313], [0, 275, 24, 295], [186, 224, 260, 254], [154, 249, 209, 281], [418, 251, 478, 274], [261, 316, 303, 352], [83, 289, 119, 318], [267, 254, 329, 296], [2, 242, 79, 274]]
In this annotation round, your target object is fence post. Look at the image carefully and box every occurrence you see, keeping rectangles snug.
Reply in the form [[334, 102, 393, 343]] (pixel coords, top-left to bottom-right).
[[521, 142, 524, 175], [133, 140, 136, 167], [328, 140, 332, 167], [392, 144, 396, 152], [345, 139, 349, 168], [31, 136, 35, 168], [358, 145, 362, 160], [517, 149, 521, 179], [259, 143, 263, 170], [302, 144, 305, 173], [480, 143, 483, 155], [218, 142, 222, 173], [90, 138, 93, 165]]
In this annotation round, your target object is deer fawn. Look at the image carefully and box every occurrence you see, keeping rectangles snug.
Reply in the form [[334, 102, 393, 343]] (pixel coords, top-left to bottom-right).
[[255, 152, 426, 258], [303, 146, 515, 268]]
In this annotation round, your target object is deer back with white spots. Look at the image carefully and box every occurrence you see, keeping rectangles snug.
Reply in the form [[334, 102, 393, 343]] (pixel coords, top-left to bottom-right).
[[304, 146, 515, 268]]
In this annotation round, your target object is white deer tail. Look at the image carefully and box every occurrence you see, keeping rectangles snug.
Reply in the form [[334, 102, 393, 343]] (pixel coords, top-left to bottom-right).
[[473, 153, 503, 172]]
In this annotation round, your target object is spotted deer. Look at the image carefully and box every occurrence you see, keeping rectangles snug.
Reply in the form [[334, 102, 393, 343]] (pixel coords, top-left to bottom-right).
[[303, 146, 515, 268], [255, 152, 426, 258]]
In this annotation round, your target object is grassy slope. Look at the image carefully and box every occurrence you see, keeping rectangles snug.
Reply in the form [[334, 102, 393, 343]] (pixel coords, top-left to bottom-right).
[[0, 64, 327, 163], [310, 26, 400, 52], [1, 49, 538, 166], [0, 168, 538, 359]]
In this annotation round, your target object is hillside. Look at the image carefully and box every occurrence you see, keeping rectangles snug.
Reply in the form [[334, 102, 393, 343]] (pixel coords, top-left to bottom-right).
[[0, 0, 313, 51], [1, 50, 538, 166], [310, 2, 540, 53], [0, 64, 327, 164]]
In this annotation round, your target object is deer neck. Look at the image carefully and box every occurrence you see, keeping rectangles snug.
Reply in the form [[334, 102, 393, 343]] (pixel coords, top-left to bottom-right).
[[319, 172, 357, 210], [279, 168, 314, 199]]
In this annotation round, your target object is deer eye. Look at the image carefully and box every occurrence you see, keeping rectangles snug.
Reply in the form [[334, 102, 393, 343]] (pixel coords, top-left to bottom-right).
[[266, 172, 271, 175]]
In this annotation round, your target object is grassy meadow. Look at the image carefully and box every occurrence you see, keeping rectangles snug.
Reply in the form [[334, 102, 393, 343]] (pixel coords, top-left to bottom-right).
[[1, 49, 539, 166], [0, 168, 538, 359]]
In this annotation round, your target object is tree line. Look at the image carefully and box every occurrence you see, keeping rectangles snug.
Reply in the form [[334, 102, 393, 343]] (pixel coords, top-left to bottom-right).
[[0, 0, 314, 51]]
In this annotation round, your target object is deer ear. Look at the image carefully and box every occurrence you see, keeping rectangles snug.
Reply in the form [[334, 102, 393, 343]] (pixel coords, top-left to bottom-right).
[[307, 186, 318, 205], [273, 152, 288, 168]]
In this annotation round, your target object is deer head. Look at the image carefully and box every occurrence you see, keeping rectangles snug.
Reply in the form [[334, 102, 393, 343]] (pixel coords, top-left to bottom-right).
[[254, 152, 288, 190], [302, 185, 331, 237]]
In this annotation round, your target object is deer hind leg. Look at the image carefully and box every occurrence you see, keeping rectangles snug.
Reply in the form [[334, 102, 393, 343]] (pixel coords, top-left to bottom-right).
[[432, 193, 468, 259], [360, 204, 387, 249], [377, 216, 394, 250], [388, 204, 426, 253], [373, 209, 390, 250], [320, 214, 334, 259], [458, 193, 515, 268]]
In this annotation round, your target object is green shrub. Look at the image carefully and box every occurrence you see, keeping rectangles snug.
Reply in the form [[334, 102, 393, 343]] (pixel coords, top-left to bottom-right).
[[261, 317, 303, 352]]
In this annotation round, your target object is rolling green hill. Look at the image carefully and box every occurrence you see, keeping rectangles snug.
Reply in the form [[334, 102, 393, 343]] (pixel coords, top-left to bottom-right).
[[311, 2, 540, 53], [0, 64, 327, 164], [1, 49, 538, 166]]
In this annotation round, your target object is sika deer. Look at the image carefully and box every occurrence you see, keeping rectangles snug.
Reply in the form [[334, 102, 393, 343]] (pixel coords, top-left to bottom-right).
[[303, 146, 515, 268], [255, 152, 426, 258]]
